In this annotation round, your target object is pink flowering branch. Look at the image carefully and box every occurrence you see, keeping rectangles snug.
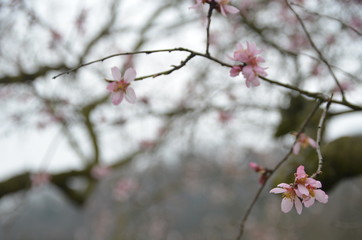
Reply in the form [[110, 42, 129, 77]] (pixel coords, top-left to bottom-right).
[[236, 99, 323, 240], [53, 46, 362, 111]]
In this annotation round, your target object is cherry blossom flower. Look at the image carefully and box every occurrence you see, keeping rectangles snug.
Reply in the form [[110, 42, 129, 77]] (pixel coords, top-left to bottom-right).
[[293, 133, 317, 155], [190, 0, 239, 16], [230, 42, 267, 88], [218, 110, 233, 123], [106, 67, 137, 105], [249, 162, 271, 184], [91, 165, 111, 179], [270, 165, 328, 214], [215, 0, 239, 16], [270, 183, 303, 214], [190, 0, 205, 9], [139, 140, 156, 150], [294, 166, 328, 207], [31, 172, 51, 187], [113, 178, 138, 201]]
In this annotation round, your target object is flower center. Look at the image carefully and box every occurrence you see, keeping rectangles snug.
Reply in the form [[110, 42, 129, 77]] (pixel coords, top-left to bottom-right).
[[114, 80, 130, 93]]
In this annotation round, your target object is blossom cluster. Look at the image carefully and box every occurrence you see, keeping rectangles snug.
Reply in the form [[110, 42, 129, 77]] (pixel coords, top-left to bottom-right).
[[270, 166, 328, 215], [230, 42, 267, 88]]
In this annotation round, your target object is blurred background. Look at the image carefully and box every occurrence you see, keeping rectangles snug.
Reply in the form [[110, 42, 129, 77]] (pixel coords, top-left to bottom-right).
[[0, 0, 362, 239]]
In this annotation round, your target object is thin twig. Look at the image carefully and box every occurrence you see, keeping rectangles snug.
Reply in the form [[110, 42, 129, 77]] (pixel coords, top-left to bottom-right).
[[285, 0, 346, 101], [291, 2, 362, 36], [134, 53, 196, 81], [311, 97, 333, 178], [205, 2, 215, 56], [52, 47, 362, 111]]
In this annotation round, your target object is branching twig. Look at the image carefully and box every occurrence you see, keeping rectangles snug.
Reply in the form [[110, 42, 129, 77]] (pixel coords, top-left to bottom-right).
[[205, 2, 215, 56], [291, 2, 362, 36], [285, 0, 346, 101], [311, 97, 333, 178], [236, 99, 323, 240]]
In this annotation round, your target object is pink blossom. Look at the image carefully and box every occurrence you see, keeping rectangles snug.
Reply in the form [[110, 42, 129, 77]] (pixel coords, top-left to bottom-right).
[[113, 178, 138, 201], [270, 183, 303, 214], [190, 0, 205, 9], [270, 165, 328, 214], [294, 166, 328, 207], [106, 67, 137, 105], [293, 133, 317, 155], [332, 82, 353, 93], [215, 0, 239, 16], [230, 42, 267, 88], [218, 110, 233, 123], [31, 172, 51, 187], [249, 162, 264, 173], [91, 165, 111, 179], [139, 140, 156, 150], [249, 162, 270, 184]]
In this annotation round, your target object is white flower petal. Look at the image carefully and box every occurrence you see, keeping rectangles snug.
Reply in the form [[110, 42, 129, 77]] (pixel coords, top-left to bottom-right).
[[112, 92, 124, 105], [111, 67, 122, 81], [281, 198, 293, 213], [314, 189, 328, 203], [294, 197, 303, 215], [125, 87, 137, 104], [270, 188, 286, 194], [124, 68, 137, 83]]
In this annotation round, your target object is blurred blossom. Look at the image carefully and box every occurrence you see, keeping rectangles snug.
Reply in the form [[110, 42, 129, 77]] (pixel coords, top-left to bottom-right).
[[30, 172, 51, 187], [249, 162, 271, 184], [113, 178, 138, 201], [332, 81, 354, 93], [292, 133, 317, 155], [139, 140, 156, 150], [75, 9, 88, 34], [91, 165, 111, 179], [218, 110, 233, 124]]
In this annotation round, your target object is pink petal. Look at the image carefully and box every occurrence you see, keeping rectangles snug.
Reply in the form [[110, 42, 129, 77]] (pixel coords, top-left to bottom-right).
[[314, 189, 328, 203], [111, 67, 122, 81], [297, 184, 310, 196], [270, 188, 286, 194], [125, 87, 137, 104], [281, 198, 293, 213], [251, 77, 260, 87], [106, 82, 117, 92], [294, 197, 303, 215], [277, 183, 291, 188], [293, 143, 300, 155], [303, 196, 315, 208], [124, 68, 137, 83], [308, 137, 317, 148], [230, 66, 242, 77], [219, 5, 227, 16], [224, 5, 240, 15], [112, 92, 124, 105], [296, 165, 307, 178], [306, 178, 321, 188]]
